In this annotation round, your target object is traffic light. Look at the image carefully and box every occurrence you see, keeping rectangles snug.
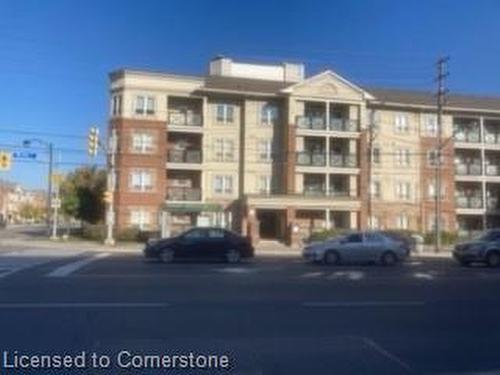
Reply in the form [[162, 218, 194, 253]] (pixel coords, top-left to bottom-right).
[[103, 191, 113, 204], [88, 127, 100, 156], [0, 152, 11, 171]]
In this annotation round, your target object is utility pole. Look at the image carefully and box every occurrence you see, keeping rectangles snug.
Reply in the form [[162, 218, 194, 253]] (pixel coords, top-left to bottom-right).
[[367, 109, 376, 229], [434, 56, 449, 253], [104, 128, 117, 246], [47, 142, 53, 226]]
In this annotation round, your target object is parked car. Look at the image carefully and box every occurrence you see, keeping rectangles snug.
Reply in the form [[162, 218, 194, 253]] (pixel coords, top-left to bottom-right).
[[143, 227, 254, 263], [453, 229, 500, 267], [302, 231, 409, 266]]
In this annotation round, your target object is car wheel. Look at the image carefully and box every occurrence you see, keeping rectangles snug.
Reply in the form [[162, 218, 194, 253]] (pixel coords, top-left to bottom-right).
[[159, 248, 174, 263], [226, 249, 241, 264], [381, 251, 397, 266], [486, 251, 500, 268], [324, 250, 340, 265]]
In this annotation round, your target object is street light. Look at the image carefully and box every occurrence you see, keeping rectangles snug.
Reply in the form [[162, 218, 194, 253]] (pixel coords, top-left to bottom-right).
[[22, 139, 54, 236]]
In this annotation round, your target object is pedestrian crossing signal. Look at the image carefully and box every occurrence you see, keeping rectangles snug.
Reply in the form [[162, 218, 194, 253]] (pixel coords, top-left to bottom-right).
[[0, 152, 11, 171], [88, 127, 99, 157]]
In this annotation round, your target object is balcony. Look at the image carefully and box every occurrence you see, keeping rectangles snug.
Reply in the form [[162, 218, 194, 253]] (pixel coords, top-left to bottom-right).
[[296, 116, 327, 130], [168, 149, 202, 164], [329, 118, 359, 132], [455, 163, 482, 176], [486, 164, 500, 176], [166, 187, 202, 201], [487, 197, 499, 210], [303, 186, 351, 197], [168, 112, 202, 127], [296, 152, 327, 166], [485, 131, 500, 145], [456, 196, 483, 209], [330, 154, 357, 168], [296, 116, 359, 132]]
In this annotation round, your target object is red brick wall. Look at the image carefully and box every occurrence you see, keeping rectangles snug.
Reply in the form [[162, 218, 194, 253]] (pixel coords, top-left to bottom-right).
[[111, 118, 167, 230], [419, 137, 456, 232]]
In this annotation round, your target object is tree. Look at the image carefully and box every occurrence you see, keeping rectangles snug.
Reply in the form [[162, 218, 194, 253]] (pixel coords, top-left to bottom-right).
[[19, 202, 44, 221], [60, 166, 106, 224]]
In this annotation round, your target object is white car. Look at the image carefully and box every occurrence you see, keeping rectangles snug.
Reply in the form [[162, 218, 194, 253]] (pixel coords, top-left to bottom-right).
[[302, 231, 409, 266]]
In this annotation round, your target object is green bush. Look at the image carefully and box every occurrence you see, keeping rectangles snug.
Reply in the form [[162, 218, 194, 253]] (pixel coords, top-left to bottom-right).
[[81, 224, 106, 241], [116, 227, 141, 242], [307, 229, 349, 243], [423, 231, 458, 245]]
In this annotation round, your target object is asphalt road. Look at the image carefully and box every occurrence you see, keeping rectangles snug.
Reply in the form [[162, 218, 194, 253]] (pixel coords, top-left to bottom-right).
[[0, 243, 499, 374]]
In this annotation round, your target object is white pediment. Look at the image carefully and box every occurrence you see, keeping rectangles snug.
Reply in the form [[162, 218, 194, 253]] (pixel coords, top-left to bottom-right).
[[282, 70, 373, 101]]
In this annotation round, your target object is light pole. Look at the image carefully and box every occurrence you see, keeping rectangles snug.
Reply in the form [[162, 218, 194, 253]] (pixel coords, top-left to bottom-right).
[[23, 139, 54, 234]]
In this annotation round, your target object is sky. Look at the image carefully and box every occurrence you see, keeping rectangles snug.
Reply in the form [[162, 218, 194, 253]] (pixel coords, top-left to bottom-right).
[[1, 0, 500, 189]]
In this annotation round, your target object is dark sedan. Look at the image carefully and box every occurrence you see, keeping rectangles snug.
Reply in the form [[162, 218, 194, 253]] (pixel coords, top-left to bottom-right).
[[143, 227, 254, 263], [453, 229, 500, 267]]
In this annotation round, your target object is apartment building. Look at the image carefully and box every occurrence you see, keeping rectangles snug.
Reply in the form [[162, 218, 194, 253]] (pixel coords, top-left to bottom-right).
[[108, 57, 500, 246]]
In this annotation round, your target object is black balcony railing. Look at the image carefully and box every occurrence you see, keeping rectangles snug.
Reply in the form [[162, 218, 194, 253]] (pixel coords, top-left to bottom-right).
[[329, 118, 359, 132], [330, 153, 358, 168], [296, 116, 327, 130], [453, 128, 480, 143], [456, 196, 483, 209], [296, 152, 327, 166], [166, 187, 202, 201], [303, 187, 351, 197], [455, 163, 482, 176], [485, 164, 500, 176], [168, 149, 202, 164], [487, 197, 500, 210], [168, 112, 202, 126]]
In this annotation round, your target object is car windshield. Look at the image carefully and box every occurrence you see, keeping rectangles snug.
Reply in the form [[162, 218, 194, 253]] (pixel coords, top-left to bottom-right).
[[477, 230, 500, 241]]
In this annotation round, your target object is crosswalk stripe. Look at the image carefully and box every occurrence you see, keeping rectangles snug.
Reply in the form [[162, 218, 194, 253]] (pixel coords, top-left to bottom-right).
[[47, 253, 110, 277]]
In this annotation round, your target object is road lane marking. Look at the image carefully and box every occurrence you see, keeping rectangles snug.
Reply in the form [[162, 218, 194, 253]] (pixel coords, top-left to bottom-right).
[[302, 301, 425, 308], [47, 253, 110, 277], [360, 337, 413, 372], [0, 302, 170, 309]]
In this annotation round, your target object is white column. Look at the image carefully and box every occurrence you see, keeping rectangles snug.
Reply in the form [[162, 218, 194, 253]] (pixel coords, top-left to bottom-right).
[[325, 209, 331, 230], [325, 101, 330, 129]]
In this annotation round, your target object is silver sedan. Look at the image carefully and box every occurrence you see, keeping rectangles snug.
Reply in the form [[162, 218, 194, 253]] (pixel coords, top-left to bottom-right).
[[302, 231, 409, 266]]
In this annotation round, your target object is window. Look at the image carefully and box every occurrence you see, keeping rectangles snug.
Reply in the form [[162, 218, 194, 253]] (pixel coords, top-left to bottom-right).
[[428, 215, 446, 231], [427, 150, 443, 167], [213, 175, 233, 194], [261, 103, 279, 125], [184, 228, 206, 239], [257, 139, 272, 161], [394, 148, 411, 166], [132, 133, 154, 153], [372, 146, 381, 164], [130, 209, 150, 230], [135, 95, 155, 115], [214, 139, 234, 161], [130, 170, 153, 192], [111, 95, 122, 116], [396, 214, 409, 229], [345, 233, 363, 243], [208, 229, 225, 238], [257, 175, 271, 194], [395, 114, 409, 133], [365, 232, 385, 243], [428, 179, 446, 199], [370, 181, 381, 199], [395, 181, 411, 200], [369, 216, 380, 230], [216, 103, 234, 124], [424, 114, 437, 136]]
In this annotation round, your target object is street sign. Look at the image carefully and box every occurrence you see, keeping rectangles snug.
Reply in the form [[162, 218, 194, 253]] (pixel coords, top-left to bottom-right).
[[51, 198, 61, 209], [0, 151, 12, 171], [12, 151, 37, 160]]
